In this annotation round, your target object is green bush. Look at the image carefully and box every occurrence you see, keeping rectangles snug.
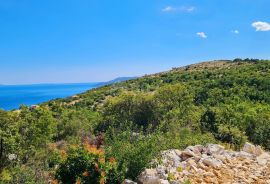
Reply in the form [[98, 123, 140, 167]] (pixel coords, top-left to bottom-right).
[[55, 142, 123, 184]]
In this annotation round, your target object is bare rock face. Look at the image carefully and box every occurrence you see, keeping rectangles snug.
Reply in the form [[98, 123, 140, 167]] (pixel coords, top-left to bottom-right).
[[133, 143, 270, 184]]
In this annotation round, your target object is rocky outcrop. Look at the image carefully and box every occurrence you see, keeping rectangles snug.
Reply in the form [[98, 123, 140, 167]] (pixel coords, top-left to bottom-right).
[[127, 143, 270, 184]]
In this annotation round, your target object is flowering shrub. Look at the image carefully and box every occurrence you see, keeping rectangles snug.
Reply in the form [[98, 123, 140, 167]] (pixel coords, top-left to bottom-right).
[[55, 141, 123, 184]]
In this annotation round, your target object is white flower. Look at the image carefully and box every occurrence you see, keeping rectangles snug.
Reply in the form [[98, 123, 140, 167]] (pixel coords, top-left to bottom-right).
[[8, 154, 17, 161]]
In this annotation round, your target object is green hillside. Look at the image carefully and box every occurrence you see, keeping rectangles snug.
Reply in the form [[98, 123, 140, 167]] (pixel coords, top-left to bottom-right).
[[1, 59, 270, 183]]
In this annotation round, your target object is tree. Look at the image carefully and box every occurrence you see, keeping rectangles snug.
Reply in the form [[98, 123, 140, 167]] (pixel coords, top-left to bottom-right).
[[0, 110, 19, 171]]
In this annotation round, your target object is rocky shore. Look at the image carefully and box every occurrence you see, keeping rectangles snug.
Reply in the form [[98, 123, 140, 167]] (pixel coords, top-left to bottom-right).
[[124, 143, 270, 184]]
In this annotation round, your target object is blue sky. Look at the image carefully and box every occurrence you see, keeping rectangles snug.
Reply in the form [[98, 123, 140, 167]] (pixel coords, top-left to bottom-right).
[[0, 0, 269, 84]]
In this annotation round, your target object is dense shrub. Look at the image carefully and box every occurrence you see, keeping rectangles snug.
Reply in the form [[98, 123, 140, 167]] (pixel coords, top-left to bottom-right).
[[55, 141, 123, 184]]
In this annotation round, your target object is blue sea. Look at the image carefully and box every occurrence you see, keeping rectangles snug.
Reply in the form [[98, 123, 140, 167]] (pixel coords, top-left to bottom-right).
[[0, 83, 100, 110]]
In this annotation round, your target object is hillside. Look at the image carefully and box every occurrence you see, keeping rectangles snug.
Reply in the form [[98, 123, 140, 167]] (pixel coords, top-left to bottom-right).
[[1, 59, 270, 183], [44, 59, 269, 111]]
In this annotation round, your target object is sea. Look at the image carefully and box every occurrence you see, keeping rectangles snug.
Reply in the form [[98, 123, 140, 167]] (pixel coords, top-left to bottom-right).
[[0, 83, 100, 110]]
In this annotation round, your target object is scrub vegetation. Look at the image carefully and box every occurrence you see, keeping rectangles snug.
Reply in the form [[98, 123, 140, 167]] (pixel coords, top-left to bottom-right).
[[0, 59, 269, 183]]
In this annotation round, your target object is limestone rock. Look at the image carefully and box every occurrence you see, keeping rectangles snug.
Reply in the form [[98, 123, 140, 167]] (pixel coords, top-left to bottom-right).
[[124, 179, 137, 184], [205, 144, 224, 155], [137, 169, 160, 184], [131, 142, 270, 184], [202, 157, 223, 168], [158, 179, 170, 184], [242, 142, 264, 156]]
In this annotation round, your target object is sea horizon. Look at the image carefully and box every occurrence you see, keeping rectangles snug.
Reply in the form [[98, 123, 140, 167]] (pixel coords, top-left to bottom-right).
[[0, 82, 101, 86], [0, 82, 100, 111], [0, 77, 135, 111]]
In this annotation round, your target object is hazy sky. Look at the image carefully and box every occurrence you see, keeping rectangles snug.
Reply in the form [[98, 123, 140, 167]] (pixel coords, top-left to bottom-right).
[[0, 0, 269, 84]]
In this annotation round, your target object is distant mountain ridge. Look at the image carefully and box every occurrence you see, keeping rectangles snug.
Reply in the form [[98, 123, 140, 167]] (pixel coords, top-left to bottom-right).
[[97, 76, 137, 86], [0, 77, 136, 86]]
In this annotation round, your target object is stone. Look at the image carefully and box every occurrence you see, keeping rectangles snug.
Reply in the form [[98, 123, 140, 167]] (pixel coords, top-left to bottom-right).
[[174, 150, 182, 156], [137, 169, 160, 184], [243, 142, 255, 152], [185, 145, 204, 155], [202, 157, 223, 168], [257, 152, 270, 160], [254, 146, 264, 156], [213, 154, 226, 163], [158, 179, 170, 184], [124, 179, 137, 184], [186, 158, 197, 167], [237, 151, 253, 159], [181, 150, 196, 158], [205, 144, 224, 155], [130, 143, 270, 184], [242, 142, 263, 156], [203, 176, 215, 183], [256, 157, 268, 166], [203, 172, 215, 177], [201, 153, 208, 159], [161, 150, 181, 167], [190, 165, 198, 172], [197, 161, 207, 170]]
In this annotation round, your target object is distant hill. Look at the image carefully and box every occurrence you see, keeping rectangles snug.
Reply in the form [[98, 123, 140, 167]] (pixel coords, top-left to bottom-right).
[[97, 76, 137, 86]]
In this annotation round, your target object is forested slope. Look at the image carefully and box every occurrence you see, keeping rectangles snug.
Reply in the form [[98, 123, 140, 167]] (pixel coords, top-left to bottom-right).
[[0, 59, 269, 183]]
